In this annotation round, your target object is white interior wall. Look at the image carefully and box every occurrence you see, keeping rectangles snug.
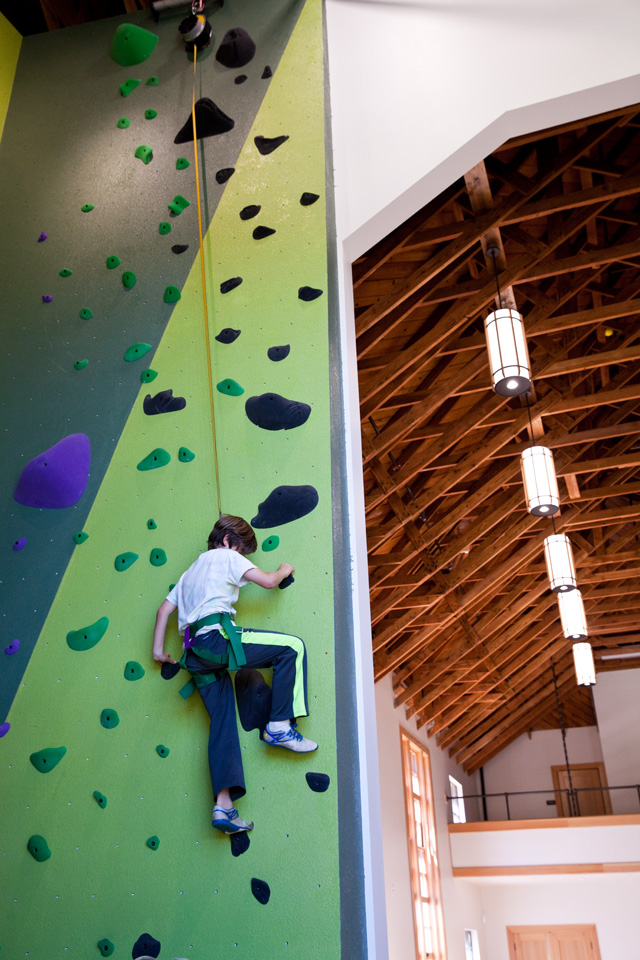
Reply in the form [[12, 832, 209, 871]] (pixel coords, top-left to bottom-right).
[[593, 668, 640, 813]]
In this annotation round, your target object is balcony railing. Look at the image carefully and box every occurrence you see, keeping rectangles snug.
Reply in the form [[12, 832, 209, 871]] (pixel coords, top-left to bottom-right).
[[447, 784, 640, 821]]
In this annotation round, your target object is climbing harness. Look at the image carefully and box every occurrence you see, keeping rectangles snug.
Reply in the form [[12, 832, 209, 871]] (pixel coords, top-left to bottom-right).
[[177, 612, 247, 698]]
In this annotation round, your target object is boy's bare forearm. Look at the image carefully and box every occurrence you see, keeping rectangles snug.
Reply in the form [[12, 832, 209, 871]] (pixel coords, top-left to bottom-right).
[[153, 599, 178, 663], [244, 562, 294, 589]]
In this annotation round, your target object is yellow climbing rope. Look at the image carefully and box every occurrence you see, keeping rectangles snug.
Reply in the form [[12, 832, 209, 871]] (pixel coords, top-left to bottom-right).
[[191, 44, 223, 518]]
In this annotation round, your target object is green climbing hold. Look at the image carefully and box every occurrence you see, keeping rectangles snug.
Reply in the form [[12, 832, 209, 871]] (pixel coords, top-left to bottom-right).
[[147, 518, 157, 529], [97, 938, 114, 957], [145, 109, 157, 120], [73, 531, 89, 545], [27, 835, 51, 862], [124, 342, 151, 361], [134, 144, 153, 164], [120, 78, 142, 97], [106, 255, 120, 269], [146, 835, 160, 850], [168, 194, 190, 216], [93, 791, 108, 809], [114, 551, 138, 572], [74, 360, 89, 371], [59, 268, 72, 278], [117, 117, 130, 129], [216, 379, 244, 396], [262, 535, 280, 552], [137, 448, 170, 471], [29, 746, 67, 774], [163, 285, 181, 303], [67, 616, 109, 652], [100, 709, 119, 729], [176, 157, 190, 170], [159, 221, 171, 235], [124, 661, 145, 681], [81, 203, 94, 212], [140, 368, 157, 383], [110, 23, 158, 65], [79, 308, 93, 319], [178, 447, 195, 462], [146, 75, 159, 86], [122, 271, 137, 289], [150, 548, 167, 566], [156, 744, 169, 757]]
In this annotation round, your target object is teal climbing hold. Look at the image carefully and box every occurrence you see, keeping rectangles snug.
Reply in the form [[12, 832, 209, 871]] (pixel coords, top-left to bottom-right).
[[137, 448, 170, 471], [79, 308, 93, 319], [262, 535, 280, 552], [67, 616, 109, 652], [117, 117, 130, 129], [147, 518, 157, 529], [146, 835, 160, 850], [81, 203, 94, 212], [145, 109, 157, 120], [163, 285, 181, 303], [122, 271, 137, 289], [141, 369, 158, 383], [168, 194, 190, 215], [146, 75, 159, 86], [74, 360, 89, 371], [106, 255, 120, 269], [97, 938, 114, 956], [150, 548, 167, 566], [27, 835, 51, 862], [124, 342, 151, 361], [176, 157, 190, 170], [73, 531, 89, 545], [216, 379, 244, 396], [93, 791, 108, 809], [124, 661, 145, 681], [59, 268, 72, 278], [156, 744, 170, 757], [178, 447, 195, 462], [100, 709, 119, 729], [114, 551, 138, 571], [29, 746, 67, 774], [110, 23, 158, 66], [159, 221, 171, 235], [120, 78, 142, 97], [135, 144, 153, 164]]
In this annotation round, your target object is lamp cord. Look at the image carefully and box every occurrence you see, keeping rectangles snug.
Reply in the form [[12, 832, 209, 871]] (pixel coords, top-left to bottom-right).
[[551, 660, 579, 816], [489, 246, 503, 310]]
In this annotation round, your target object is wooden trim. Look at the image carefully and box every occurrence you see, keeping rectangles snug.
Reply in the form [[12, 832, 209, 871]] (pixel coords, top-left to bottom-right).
[[448, 813, 640, 832], [507, 925, 602, 960], [454, 862, 640, 877]]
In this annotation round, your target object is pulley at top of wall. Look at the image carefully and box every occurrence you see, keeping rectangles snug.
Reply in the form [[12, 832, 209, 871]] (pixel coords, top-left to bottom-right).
[[150, 0, 216, 51]]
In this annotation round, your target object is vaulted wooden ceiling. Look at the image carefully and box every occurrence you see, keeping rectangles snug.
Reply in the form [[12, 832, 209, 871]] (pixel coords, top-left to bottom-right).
[[353, 102, 640, 773]]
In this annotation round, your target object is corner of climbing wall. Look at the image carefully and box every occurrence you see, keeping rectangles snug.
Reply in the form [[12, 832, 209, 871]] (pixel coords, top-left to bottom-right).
[[0, 11, 21, 143]]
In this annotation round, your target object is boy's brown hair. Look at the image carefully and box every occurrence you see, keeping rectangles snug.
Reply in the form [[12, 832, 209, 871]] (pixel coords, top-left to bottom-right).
[[208, 515, 257, 555]]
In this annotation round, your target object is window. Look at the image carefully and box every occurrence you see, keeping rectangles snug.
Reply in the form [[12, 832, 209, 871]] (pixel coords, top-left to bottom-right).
[[449, 776, 466, 824], [464, 929, 481, 960], [401, 730, 447, 960]]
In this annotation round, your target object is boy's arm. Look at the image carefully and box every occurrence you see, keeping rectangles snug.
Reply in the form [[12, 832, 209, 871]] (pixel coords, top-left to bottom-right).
[[244, 562, 294, 590], [152, 599, 178, 663]]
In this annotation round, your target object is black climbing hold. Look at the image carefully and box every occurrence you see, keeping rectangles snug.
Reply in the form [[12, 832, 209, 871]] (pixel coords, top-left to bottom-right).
[[67, 616, 109, 651], [300, 192, 320, 206], [216, 167, 235, 184], [163, 285, 181, 303], [145, 109, 157, 120], [216, 379, 244, 396], [122, 271, 137, 289], [150, 548, 167, 566], [261, 535, 279, 552], [239, 204, 260, 220], [13, 537, 27, 551], [73, 531, 89, 544], [254, 135, 288, 155], [161, 661, 180, 680], [97, 938, 114, 956], [176, 157, 190, 170], [59, 268, 72, 277], [235, 668, 272, 733], [215, 328, 241, 344], [114, 552, 139, 571], [159, 221, 171, 235], [278, 573, 294, 590], [106, 255, 121, 269], [93, 790, 108, 808], [143, 389, 186, 416], [168, 195, 190, 216], [174, 98, 234, 144], [178, 447, 195, 462], [100, 709, 119, 729], [251, 878, 271, 905], [137, 448, 171, 471], [79, 308, 93, 319], [306, 771, 330, 793], [171, 244, 189, 254], [235, 74, 247, 85], [120, 78, 142, 97], [251, 485, 319, 528], [215, 27, 256, 68], [27, 835, 52, 862], [253, 225, 276, 240], [4, 639, 20, 655], [156, 744, 170, 757], [132, 933, 161, 959], [147, 518, 157, 529], [245, 393, 311, 431], [230, 831, 250, 857], [146, 835, 160, 850], [298, 286, 323, 301], [140, 369, 158, 383], [124, 661, 145, 680], [117, 117, 130, 128], [42, 295, 53, 302], [220, 277, 242, 294], [268, 344, 290, 362], [261, 66, 272, 79], [124, 342, 151, 361], [30, 746, 67, 773], [14, 433, 91, 510], [37, 231, 48, 242]]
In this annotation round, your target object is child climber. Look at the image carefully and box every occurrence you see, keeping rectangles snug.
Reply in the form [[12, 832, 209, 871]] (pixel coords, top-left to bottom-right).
[[152, 514, 317, 835]]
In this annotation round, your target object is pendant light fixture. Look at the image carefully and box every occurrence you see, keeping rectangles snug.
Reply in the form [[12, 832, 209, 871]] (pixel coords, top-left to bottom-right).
[[544, 531, 577, 593], [558, 588, 588, 640], [572, 642, 596, 686], [484, 246, 532, 397], [521, 445, 560, 517]]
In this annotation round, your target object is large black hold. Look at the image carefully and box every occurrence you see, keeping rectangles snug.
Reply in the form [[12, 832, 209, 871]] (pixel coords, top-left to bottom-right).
[[231, 832, 251, 857], [174, 98, 234, 144], [220, 276, 243, 294], [161, 661, 181, 680], [215, 27, 256, 68], [298, 286, 323, 301], [171, 243, 189, 254], [253, 225, 276, 240], [235, 668, 272, 733], [215, 328, 241, 344], [240, 204, 261, 220], [251, 878, 271, 905], [143, 389, 186, 415], [267, 344, 290, 362], [306, 771, 331, 793], [245, 392, 310, 431], [251, 485, 319, 528], [254, 134, 289, 155], [300, 192, 320, 206], [132, 932, 161, 959], [216, 167, 235, 184]]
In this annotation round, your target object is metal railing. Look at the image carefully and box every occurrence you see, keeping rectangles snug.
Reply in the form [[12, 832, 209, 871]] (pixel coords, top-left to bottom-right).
[[447, 784, 640, 821]]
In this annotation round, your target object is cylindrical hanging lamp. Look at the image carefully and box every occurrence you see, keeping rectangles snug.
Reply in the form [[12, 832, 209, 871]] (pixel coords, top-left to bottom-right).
[[544, 533, 577, 592], [558, 588, 588, 640], [521, 446, 560, 516], [484, 308, 532, 397], [572, 642, 596, 686]]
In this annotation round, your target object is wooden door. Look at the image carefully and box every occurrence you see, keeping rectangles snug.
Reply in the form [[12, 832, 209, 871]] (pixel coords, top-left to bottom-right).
[[508, 926, 601, 960], [551, 763, 611, 817]]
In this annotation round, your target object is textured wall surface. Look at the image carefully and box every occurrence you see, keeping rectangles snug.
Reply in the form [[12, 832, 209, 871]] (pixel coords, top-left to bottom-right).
[[0, 10, 21, 141]]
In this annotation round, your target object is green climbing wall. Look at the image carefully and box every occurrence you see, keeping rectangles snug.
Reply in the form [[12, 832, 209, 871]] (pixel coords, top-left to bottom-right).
[[0, 1, 343, 957]]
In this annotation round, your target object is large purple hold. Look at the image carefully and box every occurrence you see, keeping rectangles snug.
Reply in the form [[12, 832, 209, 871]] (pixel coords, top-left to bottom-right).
[[0, 722, 10, 738], [4, 640, 19, 656], [14, 434, 91, 509]]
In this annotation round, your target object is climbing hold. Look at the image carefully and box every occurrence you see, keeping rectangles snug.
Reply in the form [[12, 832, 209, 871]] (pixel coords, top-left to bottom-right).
[[306, 771, 330, 792], [235, 75, 247, 85], [261, 536, 279, 552], [216, 27, 256, 68], [163, 285, 181, 303], [230, 832, 251, 857], [79, 308, 93, 319], [134, 145, 153, 164], [13, 537, 27, 551], [171, 244, 189, 254], [251, 878, 271, 905], [252, 485, 319, 528], [176, 156, 190, 170], [132, 933, 161, 959], [114, 551, 138, 571], [100, 709, 119, 729], [261, 66, 272, 79], [240, 204, 260, 220], [220, 276, 242, 294], [124, 661, 145, 681], [106, 255, 121, 269], [0, 722, 10, 737], [298, 286, 323, 301], [93, 791, 108, 808], [278, 574, 294, 590], [161, 661, 180, 680], [268, 344, 290, 362], [81, 203, 95, 212], [109, 23, 158, 65], [59, 268, 72, 278], [174, 98, 234, 144], [137, 448, 171, 471], [156, 744, 170, 758], [97, 938, 114, 956], [254, 134, 288, 155], [124, 342, 151, 362], [144, 390, 186, 415], [147, 518, 157, 529], [67, 616, 109, 652], [29, 746, 67, 773], [14, 433, 91, 509], [245, 393, 311, 431], [168, 195, 190, 216], [122, 271, 137, 289], [42, 295, 53, 302], [215, 328, 241, 344], [253, 225, 276, 240], [216, 167, 234, 184], [146, 75, 159, 86], [146, 835, 160, 850], [4, 639, 20, 655], [300, 192, 319, 206], [117, 117, 130, 128], [140, 369, 157, 383], [235, 668, 272, 733], [216, 379, 244, 396], [120, 78, 142, 97], [37, 231, 48, 242], [150, 548, 167, 566], [177, 447, 195, 463], [158, 222, 171, 235], [27, 835, 51, 862], [73, 531, 89, 544], [144, 109, 157, 120], [74, 360, 89, 371]]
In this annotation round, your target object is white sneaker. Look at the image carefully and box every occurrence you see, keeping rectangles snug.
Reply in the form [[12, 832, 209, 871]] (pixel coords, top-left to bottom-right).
[[212, 805, 254, 834], [263, 722, 318, 753]]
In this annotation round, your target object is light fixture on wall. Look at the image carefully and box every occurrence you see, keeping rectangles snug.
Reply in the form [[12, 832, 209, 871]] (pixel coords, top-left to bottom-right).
[[521, 445, 560, 516], [484, 246, 532, 397], [558, 588, 588, 640], [544, 532, 577, 592], [572, 642, 596, 686]]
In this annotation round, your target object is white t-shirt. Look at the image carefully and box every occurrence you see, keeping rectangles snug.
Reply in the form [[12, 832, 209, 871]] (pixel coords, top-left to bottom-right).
[[166, 548, 256, 635]]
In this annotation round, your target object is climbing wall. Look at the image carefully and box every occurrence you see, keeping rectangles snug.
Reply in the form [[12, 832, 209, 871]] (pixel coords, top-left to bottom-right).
[[0, 2, 341, 957]]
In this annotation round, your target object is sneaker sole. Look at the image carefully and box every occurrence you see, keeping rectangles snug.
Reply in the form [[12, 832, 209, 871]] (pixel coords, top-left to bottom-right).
[[212, 820, 253, 834], [264, 740, 318, 753]]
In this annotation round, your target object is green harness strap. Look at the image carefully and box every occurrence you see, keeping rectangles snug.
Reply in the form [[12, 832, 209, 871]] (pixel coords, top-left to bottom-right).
[[177, 612, 247, 698]]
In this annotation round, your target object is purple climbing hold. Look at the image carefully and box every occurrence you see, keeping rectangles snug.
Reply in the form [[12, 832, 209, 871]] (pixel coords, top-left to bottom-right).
[[4, 640, 20, 656], [37, 232, 48, 242], [42, 295, 53, 303], [13, 537, 27, 551], [0, 722, 10, 738], [14, 434, 91, 509]]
